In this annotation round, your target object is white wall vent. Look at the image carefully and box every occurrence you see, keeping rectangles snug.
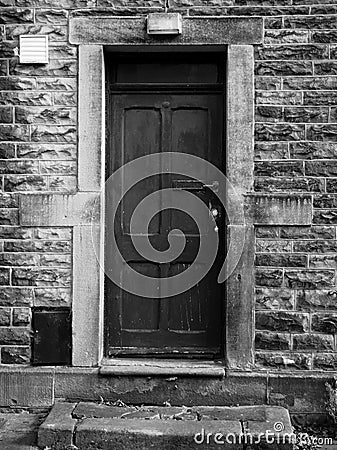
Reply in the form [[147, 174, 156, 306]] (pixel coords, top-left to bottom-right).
[[19, 35, 48, 64]]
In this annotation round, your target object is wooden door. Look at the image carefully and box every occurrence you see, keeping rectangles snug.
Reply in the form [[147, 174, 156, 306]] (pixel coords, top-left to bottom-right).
[[105, 55, 225, 357]]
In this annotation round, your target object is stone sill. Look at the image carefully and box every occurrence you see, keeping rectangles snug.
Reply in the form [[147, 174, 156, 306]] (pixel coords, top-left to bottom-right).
[[99, 358, 225, 377]]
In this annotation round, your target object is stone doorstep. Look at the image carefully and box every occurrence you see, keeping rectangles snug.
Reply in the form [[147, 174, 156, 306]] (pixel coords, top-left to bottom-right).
[[37, 402, 294, 450]]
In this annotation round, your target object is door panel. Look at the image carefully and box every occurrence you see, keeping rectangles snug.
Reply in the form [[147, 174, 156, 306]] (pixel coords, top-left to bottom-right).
[[106, 93, 224, 356]]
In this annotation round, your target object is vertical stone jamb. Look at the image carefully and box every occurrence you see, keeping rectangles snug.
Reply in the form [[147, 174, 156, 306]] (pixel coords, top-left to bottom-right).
[[226, 45, 255, 369]]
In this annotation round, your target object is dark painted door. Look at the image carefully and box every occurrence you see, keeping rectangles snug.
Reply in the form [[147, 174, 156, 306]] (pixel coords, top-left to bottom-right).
[[105, 55, 225, 357]]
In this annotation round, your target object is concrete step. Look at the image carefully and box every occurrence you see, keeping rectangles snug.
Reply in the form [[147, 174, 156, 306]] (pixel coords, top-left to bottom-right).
[[38, 402, 294, 449]]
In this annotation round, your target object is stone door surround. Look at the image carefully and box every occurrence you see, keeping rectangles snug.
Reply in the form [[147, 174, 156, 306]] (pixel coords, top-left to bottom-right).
[[19, 16, 312, 369]]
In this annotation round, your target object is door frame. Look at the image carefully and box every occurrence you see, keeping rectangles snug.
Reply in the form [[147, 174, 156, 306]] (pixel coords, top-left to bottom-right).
[[70, 16, 262, 369]]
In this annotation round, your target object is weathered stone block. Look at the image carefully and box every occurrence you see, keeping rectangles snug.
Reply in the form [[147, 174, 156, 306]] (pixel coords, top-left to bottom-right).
[[313, 354, 337, 370], [312, 314, 337, 333], [293, 240, 337, 253], [314, 61, 337, 75], [0, 287, 33, 306], [17, 143, 76, 160], [255, 226, 279, 239], [0, 143, 15, 159], [48, 176, 77, 192], [0, 91, 52, 106], [254, 142, 288, 160], [0, 253, 39, 266], [1, 346, 30, 364], [12, 267, 71, 287], [290, 142, 337, 159], [326, 179, 337, 193], [284, 270, 335, 289], [255, 61, 312, 76], [40, 254, 71, 267], [0, 209, 19, 226], [10, 59, 77, 77], [255, 177, 324, 193], [49, 44, 77, 60], [255, 288, 294, 310], [255, 44, 328, 60], [296, 290, 337, 312], [0, 160, 39, 174], [255, 331, 291, 350], [255, 253, 307, 268], [36, 77, 77, 91], [280, 226, 335, 240], [0, 308, 11, 326], [35, 8, 68, 24], [254, 161, 303, 176], [35, 227, 72, 240], [34, 288, 71, 307], [256, 239, 291, 253], [255, 76, 282, 90], [264, 29, 308, 44], [256, 91, 302, 105], [12, 307, 30, 326], [264, 17, 282, 29], [53, 92, 77, 106], [0, 60, 7, 76], [293, 334, 334, 351], [15, 107, 76, 125], [314, 209, 337, 224], [4, 175, 47, 192], [40, 161, 76, 174], [314, 195, 337, 209], [0, 124, 29, 141], [4, 240, 71, 253], [304, 91, 337, 106], [255, 268, 283, 287], [307, 124, 337, 142], [5, 24, 67, 41], [31, 125, 76, 143], [255, 123, 305, 141], [256, 311, 309, 332], [0, 8, 33, 24], [0, 107, 13, 124], [256, 352, 311, 370], [312, 30, 337, 43], [284, 15, 337, 29], [0, 328, 30, 344], [99, 0, 165, 5], [284, 107, 328, 123], [255, 106, 283, 122], [0, 226, 33, 239], [283, 76, 337, 90], [0, 76, 36, 90]]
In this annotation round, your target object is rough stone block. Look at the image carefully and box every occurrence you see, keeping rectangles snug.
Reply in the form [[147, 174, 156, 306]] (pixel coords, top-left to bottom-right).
[[264, 29, 308, 44], [53, 92, 77, 106], [0, 107, 13, 124], [254, 161, 303, 177], [255, 226, 279, 239], [0, 209, 19, 225], [0, 287, 34, 306], [293, 240, 337, 253], [36, 77, 77, 91], [296, 290, 337, 311], [256, 240, 291, 253], [284, 106, 328, 123], [4, 175, 48, 192], [309, 255, 337, 269], [313, 209, 337, 224], [255, 288, 294, 311], [255, 44, 328, 60], [0, 253, 39, 267], [255, 331, 291, 350], [34, 288, 71, 307], [280, 226, 335, 240], [15, 107, 76, 125], [311, 194, 337, 208], [311, 314, 337, 333], [35, 8, 68, 24], [255, 123, 305, 141], [31, 125, 76, 143], [256, 352, 312, 370], [0, 328, 30, 345], [255, 269, 283, 287], [307, 124, 337, 142], [283, 76, 337, 90], [255, 177, 324, 193], [0, 124, 29, 141], [5, 24, 67, 42], [255, 76, 282, 90], [313, 353, 337, 370], [0, 91, 52, 106], [12, 267, 71, 287], [0, 308, 11, 326], [304, 91, 337, 106], [1, 346, 30, 364], [256, 311, 309, 333], [256, 91, 302, 105], [254, 142, 288, 160], [12, 307, 30, 326], [255, 253, 307, 268], [40, 161, 76, 174], [4, 240, 71, 253], [0, 76, 36, 90], [315, 61, 337, 75], [9, 59, 77, 77], [0, 8, 33, 24], [0, 160, 39, 174], [17, 143, 76, 160], [284, 270, 335, 289], [293, 334, 334, 351], [0, 143, 15, 159]]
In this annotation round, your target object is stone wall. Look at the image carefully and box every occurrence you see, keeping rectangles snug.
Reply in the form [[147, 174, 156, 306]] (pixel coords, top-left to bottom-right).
[[0, 0, 337, 370]]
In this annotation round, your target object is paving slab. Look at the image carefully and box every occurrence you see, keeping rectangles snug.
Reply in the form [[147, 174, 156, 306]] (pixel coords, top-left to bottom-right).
[[0, 412, 46, 450], [38, 402, 294, 449]]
